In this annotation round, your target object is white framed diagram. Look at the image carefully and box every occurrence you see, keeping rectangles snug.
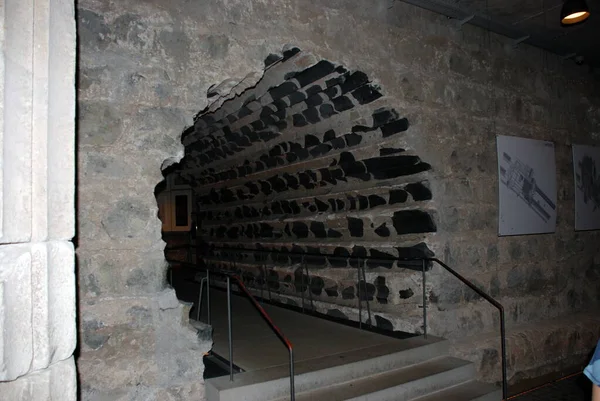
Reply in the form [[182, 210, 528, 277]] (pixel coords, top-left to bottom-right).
[[573, 144, 600, 231], [497, 135, 557, 236]]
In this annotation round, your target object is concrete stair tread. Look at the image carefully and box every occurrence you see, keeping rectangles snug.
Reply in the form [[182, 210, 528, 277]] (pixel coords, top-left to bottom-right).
[[409, 380, 501, 401], [208, 335, 446, 389], [277, 356, 473, 401], [207, 336, 450, 401]]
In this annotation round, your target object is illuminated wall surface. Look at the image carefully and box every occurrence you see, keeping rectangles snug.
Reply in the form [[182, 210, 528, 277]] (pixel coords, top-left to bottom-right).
[[180, 49, 437, 330], [70, 0, 600, 399]]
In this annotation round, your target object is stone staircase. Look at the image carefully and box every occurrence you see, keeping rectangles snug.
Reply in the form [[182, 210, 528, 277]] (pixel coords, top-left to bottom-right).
[[206, 335, 500, 401]]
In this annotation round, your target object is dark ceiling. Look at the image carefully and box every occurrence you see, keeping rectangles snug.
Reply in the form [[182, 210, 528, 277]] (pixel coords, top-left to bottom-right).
[[401, 0, 599, 68]]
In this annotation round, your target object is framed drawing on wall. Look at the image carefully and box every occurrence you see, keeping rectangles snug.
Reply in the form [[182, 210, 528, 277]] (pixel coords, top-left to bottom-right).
[[497, 135, 557, 236], [573, 144, 600, 231]]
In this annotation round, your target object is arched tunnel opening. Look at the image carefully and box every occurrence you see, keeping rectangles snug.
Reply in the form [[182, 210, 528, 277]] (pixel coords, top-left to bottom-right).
[[155, 46, 438, 381]]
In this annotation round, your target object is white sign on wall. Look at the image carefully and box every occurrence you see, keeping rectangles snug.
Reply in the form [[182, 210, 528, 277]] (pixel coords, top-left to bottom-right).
[[573, 144, 600, 231], [497, 135, 557, 236]]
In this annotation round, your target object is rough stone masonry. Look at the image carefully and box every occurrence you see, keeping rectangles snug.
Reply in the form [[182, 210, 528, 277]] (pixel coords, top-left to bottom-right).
[[76, 0, 600, 399], [178, 47, 437, 335]]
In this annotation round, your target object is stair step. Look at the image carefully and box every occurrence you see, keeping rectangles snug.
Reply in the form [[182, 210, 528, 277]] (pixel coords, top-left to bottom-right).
[[276, 356, 474, 401], [409, 380, 502, 401], [206, 336, 448, 401]]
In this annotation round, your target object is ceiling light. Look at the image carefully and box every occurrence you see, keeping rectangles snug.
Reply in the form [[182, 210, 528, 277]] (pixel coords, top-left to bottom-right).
[[561, 0, 590, 25]]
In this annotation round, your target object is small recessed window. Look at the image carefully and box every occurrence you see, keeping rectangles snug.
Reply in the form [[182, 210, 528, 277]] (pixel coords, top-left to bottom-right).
[[175, 195, 189, 227], [156, 173, 193, 232]]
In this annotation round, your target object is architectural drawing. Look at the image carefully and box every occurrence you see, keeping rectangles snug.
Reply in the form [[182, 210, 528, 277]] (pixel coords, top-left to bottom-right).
[[499, 152, 556, 223], [497, 135, 557, 236], [573, 145, 600, 230]]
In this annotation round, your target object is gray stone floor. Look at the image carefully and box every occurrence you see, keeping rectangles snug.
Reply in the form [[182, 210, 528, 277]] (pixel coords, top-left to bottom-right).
[[511, 374, 591, 401], [200, 289, 420, 372], [170, 266, 594, 400]]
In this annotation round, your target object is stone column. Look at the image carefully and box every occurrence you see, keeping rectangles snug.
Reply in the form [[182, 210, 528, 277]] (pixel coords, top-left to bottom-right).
[[0, 0, 77, 400]]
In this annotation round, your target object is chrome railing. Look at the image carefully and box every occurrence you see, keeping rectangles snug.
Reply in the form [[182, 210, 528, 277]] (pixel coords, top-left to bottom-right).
[[429, 257, 507, 399], [167, 259, 295, 401], [168, 246, 508, 400]]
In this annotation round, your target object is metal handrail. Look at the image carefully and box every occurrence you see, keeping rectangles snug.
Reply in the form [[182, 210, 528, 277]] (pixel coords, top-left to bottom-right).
[[430, 257, 507, 400], [167, 246, 508, 400], [167, 259, 295, 401]]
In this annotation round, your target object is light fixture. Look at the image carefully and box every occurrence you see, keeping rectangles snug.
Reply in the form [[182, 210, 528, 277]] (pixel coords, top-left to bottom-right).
[[561, 0, 590, 25]]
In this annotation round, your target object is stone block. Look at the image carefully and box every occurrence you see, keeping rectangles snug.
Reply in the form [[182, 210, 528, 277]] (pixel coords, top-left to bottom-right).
[[428, 300, 497, 339], [0, 245, 32, 380], [451, 312, 600, 385], [79, 382, 206, 401], [1, 0, 34, 244], [32, 241, 76, 371], [0, 357, 76, 401], [124, 107, 190, 151], [78, 102, 124, 147], [158, 288, 180, 310], [43, 0, 76, 242], [77, 247, 165, 298], [1, 0, 75, 244], [78, 294, 211, 400], [77, 8, 111, 51], [0, 242, 75, 381], [101, 198, 154, 240], [81, 151, 136, 179]]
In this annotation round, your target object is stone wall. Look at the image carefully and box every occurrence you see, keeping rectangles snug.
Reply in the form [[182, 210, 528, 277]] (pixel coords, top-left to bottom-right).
[[179, 48, 437, 334], [76, 0, 213, 399], [77, 0, 600, 396]]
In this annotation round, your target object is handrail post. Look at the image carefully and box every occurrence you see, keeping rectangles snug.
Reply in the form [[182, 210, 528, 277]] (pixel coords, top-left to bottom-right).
[[196, 277, 206, 322], [357, 257, 362, 329], [170, 248, 507, 401], [195, 233, 201, 267], [227, 276, 234, 381], [265, 251, 272, 302], [289, 348, 295, 401], [267, 266, 272, 302], [361, 258, 371, 327], [206, 270, 211, 325], [500, 308, 507, 399], [232, 275, 295, 401], [166, 258, 295, 398], [304, 256, 314, 312], [300, 255, 305, 313], [431, 258, 508, 399], [260, 264, 265, 300], [422, 259, 427, 339]]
